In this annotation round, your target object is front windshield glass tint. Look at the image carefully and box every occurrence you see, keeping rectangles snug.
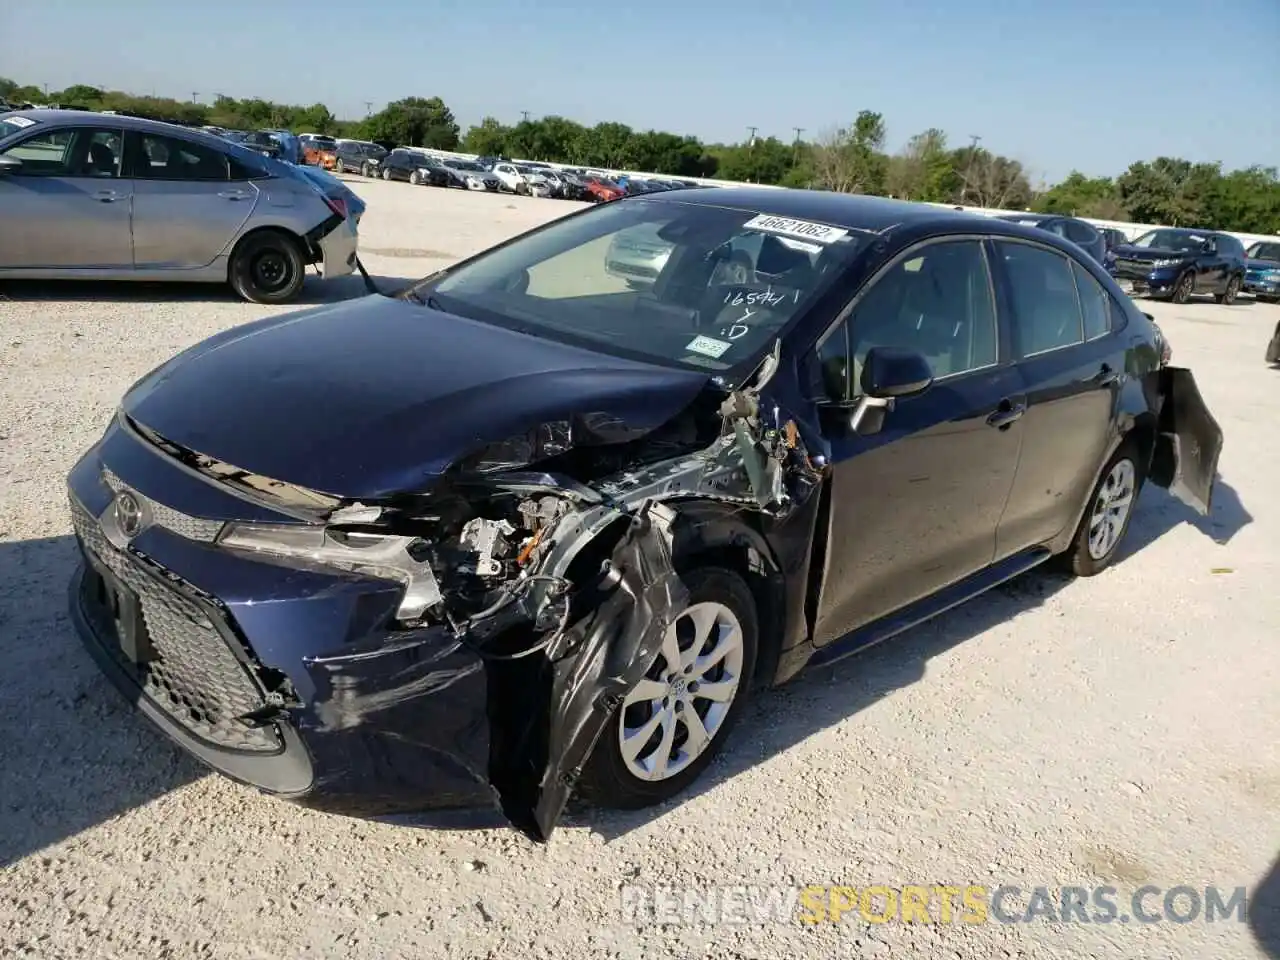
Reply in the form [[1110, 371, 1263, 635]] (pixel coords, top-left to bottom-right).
[[424, 199, 867, 372], [1247, 242, 1280, 261], [1131, 229, 1206, 253], [0, 118, 39, 140]]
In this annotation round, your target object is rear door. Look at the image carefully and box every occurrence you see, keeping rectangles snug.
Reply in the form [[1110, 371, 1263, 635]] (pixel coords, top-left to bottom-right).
[[125, 130, 257, 270], [991, 240, 1123, 556], [0, 123, 133, 269]]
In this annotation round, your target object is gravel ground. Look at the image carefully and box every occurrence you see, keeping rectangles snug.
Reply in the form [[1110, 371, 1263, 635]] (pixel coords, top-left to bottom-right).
[[1, 179, 1277, 960]]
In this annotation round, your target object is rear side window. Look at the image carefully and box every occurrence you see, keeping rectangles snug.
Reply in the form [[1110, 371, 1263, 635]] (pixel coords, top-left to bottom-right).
[[1071, 262, 1110, 340], [997, 241, 1084, 356], [129, 132, 229, 181], [1064, 220, 1098, 245]]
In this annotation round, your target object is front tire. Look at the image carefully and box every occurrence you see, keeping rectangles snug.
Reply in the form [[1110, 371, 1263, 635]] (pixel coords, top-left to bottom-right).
[[578, 567, 758, 810], [408, 170, 421, 185], [382, 167, 392, 181], [1057, 441, 1141, 577], [1171, 272, 1195, 304], [228, 231, 305, 305]]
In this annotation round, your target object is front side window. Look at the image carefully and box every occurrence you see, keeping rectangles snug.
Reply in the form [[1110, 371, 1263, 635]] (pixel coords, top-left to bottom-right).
[[1130, 229, 1208, 253], [418, 200, 868, 373], [828, 240, 998, 396], [1064, 220, 1097, 244], [1, 126, 121, 177], [129, 133, 229, 181], [997, 241, 1084, 356]]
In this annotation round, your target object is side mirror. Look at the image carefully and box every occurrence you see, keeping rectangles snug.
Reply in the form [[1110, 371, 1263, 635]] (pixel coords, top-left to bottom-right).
[[0, 155, 22, 175], [859, 347, 934, 399]]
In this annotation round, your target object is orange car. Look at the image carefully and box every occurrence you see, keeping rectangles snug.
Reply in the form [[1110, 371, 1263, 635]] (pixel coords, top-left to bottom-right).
[[301, 135, 339, 170]]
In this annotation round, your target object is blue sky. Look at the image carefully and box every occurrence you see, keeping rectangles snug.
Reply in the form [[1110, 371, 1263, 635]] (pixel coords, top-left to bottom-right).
[[2, 0, 1277, 183]]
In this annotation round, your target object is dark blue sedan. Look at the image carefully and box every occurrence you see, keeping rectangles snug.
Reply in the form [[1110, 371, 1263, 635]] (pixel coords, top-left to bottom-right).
[[66, 189, 1222, 841]]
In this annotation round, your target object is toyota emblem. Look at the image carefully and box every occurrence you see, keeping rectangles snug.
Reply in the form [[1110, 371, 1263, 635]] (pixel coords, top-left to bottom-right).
[[114, 490, 144, 539]]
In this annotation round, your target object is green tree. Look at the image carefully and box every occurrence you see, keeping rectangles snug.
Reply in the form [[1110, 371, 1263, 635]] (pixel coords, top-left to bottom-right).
[[461, 117, 511, 156], [886, 128, 954, 202], [363, 97, 460, 149], [717, 136, 794, 184], [1034, 171, 1127, 219], [810, 111, 887, 194]]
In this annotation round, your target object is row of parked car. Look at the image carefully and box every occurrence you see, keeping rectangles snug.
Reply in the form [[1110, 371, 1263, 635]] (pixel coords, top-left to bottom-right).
[[326, 138, 705, 202]]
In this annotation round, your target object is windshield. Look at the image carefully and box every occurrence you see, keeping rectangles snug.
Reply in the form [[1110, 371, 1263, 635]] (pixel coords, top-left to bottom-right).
[[0, 116, 40, 140], [1246, 242, 1280, 261], [1130, 229, 1207, 253], [415, 199, 869, 373]]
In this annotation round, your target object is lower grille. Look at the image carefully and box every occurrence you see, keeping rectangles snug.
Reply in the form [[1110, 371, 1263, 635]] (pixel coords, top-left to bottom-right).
[[70, 496, 280, 753]]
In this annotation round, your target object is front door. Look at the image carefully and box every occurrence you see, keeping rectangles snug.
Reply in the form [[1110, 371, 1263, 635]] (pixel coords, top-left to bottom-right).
[[0, 124, 132, 270], [124, 130, 257, 270], [811, 238, 1024, 645]]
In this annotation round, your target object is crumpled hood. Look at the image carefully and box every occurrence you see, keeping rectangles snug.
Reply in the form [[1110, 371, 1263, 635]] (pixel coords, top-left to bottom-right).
[[122, 295, 710, 500]]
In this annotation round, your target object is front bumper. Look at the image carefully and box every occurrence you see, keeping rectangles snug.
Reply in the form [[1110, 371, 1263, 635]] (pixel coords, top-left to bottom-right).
[[65, 422, 496, 815], [1110, 263, 1181, 297], [1244, 274, 1280, 298]]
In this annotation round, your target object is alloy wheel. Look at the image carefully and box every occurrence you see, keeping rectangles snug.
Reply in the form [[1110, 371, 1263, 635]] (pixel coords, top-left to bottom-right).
[[1174, 274, 1193, 304], [1224, 277, 1240, 304], [617, 601, 745, 782], [1087, 458, 1136, 560]]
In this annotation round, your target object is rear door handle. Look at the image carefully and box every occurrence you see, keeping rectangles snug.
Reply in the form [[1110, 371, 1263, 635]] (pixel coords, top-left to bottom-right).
[[1091, 363, 1122, 386], [986, 398, 1026, 430], [94, 190, 124, 203], [217, 190, 252, 200]]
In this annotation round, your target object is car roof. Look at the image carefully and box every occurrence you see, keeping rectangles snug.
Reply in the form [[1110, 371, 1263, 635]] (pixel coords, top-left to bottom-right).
[[645, 186, 1000, 235], [0, 109, 247, 148]]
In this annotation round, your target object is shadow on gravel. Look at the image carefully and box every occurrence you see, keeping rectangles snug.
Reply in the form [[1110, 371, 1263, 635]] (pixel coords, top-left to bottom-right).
[[1252, 853, 1280, 958], [0, 535, 200, 869], [1125, 475, 1251, 556], [0, 272, 415, 306], [578, 483, 1254, 841]]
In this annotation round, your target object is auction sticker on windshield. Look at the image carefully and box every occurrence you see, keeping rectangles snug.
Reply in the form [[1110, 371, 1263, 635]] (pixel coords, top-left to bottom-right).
[[685, 335, 733, 359], [4, 116, 36, 128], [742, 214, 849, 245]]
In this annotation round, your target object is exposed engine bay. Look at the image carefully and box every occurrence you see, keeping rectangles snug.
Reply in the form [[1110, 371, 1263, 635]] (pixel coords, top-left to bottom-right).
[[309, 343, 830, 838]]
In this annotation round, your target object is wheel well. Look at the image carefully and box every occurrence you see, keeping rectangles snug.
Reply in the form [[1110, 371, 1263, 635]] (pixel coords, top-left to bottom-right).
[[1125, 416, 1157, 482], [226, 226, 307, 279], [673, 539, 786, 691]]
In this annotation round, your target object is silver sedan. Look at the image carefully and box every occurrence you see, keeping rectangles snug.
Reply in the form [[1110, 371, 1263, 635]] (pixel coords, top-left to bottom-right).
[[0, 110, 359, 303]]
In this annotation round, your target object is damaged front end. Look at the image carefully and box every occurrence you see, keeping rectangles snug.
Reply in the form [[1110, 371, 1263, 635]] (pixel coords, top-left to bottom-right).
[[254, 345, 828, 840]]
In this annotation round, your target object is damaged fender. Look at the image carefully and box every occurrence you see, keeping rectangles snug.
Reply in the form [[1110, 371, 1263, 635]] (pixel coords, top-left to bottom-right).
[[518, 503, 688, 842], [1148, 366, 1224, 516]]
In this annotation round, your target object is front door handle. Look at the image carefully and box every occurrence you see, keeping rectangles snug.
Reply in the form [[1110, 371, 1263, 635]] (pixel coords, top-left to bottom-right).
[[94, 190, 124, 203], [986, 398, 1026, 430], [217, 190, 252, 200]]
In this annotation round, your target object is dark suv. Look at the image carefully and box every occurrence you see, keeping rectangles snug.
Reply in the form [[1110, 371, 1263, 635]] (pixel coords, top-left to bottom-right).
[[333, 140, 385, 175], [1106, 228, 1247, 304]]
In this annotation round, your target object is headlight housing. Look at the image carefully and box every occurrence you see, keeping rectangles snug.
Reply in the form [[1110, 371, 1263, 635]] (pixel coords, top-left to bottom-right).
[[218, 523, 442, 620]]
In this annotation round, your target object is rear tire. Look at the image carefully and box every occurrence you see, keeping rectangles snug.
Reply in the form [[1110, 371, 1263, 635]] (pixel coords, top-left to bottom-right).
[[1056, 441, 1142, 577], [1215, 275, 1241, 305], [577, 567, 758, 810], [228, 231, 305, 305]]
